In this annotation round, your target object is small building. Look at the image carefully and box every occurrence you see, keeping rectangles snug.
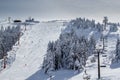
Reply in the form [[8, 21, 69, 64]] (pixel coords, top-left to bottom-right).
[[14, 20, 22, 23], [25, 17, 39, 23]]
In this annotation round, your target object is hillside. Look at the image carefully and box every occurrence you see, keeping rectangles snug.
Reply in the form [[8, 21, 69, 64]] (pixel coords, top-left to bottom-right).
[[0, 18, 120, 80], [42, 18, 120, 80], [0, 21, 64, 80]]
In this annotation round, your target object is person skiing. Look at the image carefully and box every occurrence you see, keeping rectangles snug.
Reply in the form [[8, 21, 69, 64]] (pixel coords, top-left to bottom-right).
[[83, 69, 91, 80]]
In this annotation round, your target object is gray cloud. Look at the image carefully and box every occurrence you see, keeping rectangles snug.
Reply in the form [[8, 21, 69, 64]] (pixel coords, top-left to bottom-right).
[[0, 0, 120, 22]]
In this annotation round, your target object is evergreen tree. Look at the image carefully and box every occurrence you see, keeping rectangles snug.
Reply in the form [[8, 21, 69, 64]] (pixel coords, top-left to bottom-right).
[[113, 38, 120, 63], [42, 18, 97, 73]]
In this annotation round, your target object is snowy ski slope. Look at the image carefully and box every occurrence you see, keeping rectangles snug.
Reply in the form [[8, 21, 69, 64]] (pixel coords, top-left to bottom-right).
[[0, 21, 120, 80], [0, 22, 64, 80]]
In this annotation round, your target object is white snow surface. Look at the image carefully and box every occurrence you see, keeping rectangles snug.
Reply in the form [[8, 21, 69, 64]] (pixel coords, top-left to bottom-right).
[[0, 22, 64, 80], [0, 21, 120, 80]]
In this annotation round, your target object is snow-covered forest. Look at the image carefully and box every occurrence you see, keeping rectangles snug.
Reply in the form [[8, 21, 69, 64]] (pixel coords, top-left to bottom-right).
[[0, 25, 21, 59], [41, 17, 120, 80], [42, 18, 119, 73], [42, 18, 99, 73], [0, 24, 22, 70], [1, 0, 120, 79], [0, 17, 120, 80]]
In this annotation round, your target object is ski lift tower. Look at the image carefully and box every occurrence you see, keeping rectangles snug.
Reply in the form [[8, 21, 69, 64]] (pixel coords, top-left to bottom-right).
[[103, 16, 108, 30], [8, 17, 11, 23], [117, 34, 120, 40], [95, 43, 103, 80], [102, 16, 108, 52]]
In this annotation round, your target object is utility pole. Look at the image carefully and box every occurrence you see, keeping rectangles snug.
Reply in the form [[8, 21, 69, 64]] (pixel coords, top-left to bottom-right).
[[103, 36, 105, 52], [8, 17, 11, 23], [101, 34, 105, 51], [95, 17, 108, 79], [103, 16, 108, 30], [97, 50, 101, 79], [102, 16, 108, 53], [95, 45, 102, 79]]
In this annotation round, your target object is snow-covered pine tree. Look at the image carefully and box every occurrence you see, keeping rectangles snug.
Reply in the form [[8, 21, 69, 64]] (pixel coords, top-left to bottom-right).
[[42, 18, 98, 73], [96, 23, 103, 32], [109, 23, 118, 32], [88, 36, 96, 55], [0, 25, 22, 60], [112, 38, 120, 63], [42, 41, 56, 73]]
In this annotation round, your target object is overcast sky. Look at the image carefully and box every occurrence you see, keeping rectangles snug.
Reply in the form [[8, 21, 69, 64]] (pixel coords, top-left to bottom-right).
[[0, 0, 120, 22]]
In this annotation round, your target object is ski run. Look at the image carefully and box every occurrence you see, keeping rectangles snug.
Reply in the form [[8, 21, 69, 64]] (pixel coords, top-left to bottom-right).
[[0, 20, 120, 80]]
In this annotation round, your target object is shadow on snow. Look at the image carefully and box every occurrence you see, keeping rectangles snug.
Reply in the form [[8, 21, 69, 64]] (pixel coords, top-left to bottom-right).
[[26, 69, 80, 80], [110, 62, 120, 69]]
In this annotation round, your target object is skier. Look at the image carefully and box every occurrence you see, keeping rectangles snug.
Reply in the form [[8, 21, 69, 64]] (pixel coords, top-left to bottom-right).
[[83, 69, 91, 80]]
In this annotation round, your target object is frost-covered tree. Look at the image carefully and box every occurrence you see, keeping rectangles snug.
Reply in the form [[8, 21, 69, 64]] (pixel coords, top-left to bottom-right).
[[112, 38, 120, 63], [88, 36, 96, 55], [96, 23, 103, 32], [42, 41, 56, 73], [109, 23, 118, 32], [42, 18, 97, 73], [0, 25, 22, 59]]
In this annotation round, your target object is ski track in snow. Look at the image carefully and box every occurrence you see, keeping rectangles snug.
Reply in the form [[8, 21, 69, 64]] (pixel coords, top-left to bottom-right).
[[0, 22, 64, 80]]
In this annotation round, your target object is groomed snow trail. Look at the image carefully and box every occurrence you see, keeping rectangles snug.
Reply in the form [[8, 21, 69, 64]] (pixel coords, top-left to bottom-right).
[[0, 22, 64, 80]]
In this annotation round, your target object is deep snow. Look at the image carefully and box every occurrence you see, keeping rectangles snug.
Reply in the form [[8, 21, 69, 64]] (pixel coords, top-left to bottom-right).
[[0, 22, 65, 80], [0, 21, 120, 80]]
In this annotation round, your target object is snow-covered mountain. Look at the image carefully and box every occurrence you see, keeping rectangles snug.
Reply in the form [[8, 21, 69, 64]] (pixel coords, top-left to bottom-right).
[[0, 17, 120, 80], [42, 18, 120, 80], [0, 21, 65, 80]]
